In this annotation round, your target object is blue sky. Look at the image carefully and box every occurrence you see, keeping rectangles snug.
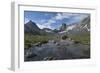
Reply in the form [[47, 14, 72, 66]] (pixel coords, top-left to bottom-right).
[[24, 11, 90, 30]]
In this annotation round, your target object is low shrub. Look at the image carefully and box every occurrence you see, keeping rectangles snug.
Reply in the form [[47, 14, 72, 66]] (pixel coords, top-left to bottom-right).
[[41, 40, 48, 44], [73, 40, 80, 44], [25, 43, 32, 49], [62, 35, 68, 40]]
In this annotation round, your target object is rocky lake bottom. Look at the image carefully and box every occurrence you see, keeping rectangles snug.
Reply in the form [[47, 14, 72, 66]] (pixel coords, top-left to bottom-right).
[[24, 38, 90, 61]]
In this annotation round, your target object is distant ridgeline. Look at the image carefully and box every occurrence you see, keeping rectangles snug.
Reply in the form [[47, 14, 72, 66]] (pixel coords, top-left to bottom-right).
[[24, 16, 90, 35]]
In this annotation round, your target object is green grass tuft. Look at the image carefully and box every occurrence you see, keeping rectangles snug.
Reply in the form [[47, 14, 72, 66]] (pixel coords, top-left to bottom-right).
[[69, 33, 90, 45]]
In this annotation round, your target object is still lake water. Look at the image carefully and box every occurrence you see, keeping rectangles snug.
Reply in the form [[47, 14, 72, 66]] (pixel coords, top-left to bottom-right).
[[24, 39, 90, 61]]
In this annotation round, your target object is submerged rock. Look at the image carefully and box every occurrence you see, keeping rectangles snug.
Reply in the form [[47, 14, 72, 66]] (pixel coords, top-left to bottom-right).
[[43, 56, 56, 60]]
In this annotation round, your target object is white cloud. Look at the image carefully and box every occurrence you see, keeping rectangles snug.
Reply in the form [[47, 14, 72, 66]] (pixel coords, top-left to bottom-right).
[[42, 19, 55, 29], [40, 19, 46, 23], [24, 17, 29, 24], [55, 13, 74, 20], [37, 23, 52, 29], [36, 23, 45, 29], [74, 14, 89, 20], [55, 13, 63, 20], [54, 13, 88, 21], [48, 19, 56, 24], [38, 18, 56, 29]]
